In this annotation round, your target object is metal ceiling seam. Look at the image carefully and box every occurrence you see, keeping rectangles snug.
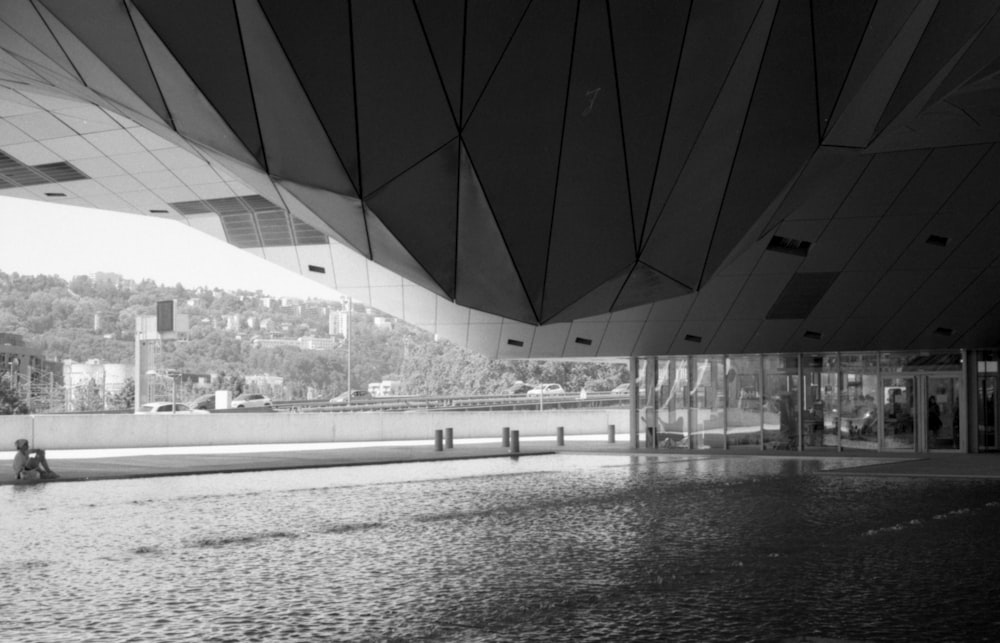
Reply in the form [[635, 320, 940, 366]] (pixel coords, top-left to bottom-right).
[[232, 1, 269, 180], [459, 138, 540, 324], [345, 0, 371, 261], [26, 0, 84, 88], [254, 0, 360, 199], [695, 1, 781, 291], [538, 0, 582, 326], [638, 0, 772, 258], [411, 0, 460, 133], [457, 0, 532, 129], [629, 0, 693, 252]]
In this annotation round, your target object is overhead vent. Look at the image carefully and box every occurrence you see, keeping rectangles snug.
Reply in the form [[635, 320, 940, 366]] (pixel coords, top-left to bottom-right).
[[766, 273, 838, 320], [0, 150, 89, 189], [149, 209, 168, 214], [506, 339, 524, 347], [926, 234, 949, 248], [574, 337, 592, 346], [803, 330, 822, 340], [767, 235, 811, 257], [168, 196, 328, 248], [44, 192, 66, 197], [307, 265, 325, 274], [684, 334, 702, 343], [933, 327, 954, 337]]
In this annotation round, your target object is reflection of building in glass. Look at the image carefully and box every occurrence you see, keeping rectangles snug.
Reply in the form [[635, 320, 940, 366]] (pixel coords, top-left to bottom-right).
[[641, 350, 975, 454]]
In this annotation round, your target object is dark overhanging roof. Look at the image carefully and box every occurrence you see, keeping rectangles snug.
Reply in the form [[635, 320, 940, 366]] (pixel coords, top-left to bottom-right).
[[0, 0, 998, 357]]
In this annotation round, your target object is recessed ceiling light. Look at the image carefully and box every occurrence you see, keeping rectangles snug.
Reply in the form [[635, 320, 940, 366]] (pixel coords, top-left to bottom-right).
[[44, 192, 65, 197], [506, 339, 524, 347]]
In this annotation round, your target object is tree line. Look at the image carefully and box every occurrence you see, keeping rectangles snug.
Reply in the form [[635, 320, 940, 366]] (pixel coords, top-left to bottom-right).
[[0, 270, 628, 408]]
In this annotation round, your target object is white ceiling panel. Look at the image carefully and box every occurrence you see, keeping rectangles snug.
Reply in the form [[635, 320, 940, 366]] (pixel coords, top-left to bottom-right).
[[707, 319, 760, 354], [667, 321, 721, 355], [173, 165, 225, 185], [191, 182, 235, 200], [0, 119, 32, 145], [112, 150, 165, 173], [42, 135, 101, 160], [465, 322, 501, 357], [530, 323, 571, 357], [808, 271, 881, 320], [4, 140, 61, 164], [153, 185, 198, 203], [134, 170, 181, 190], [436, 298, 471, 327], [497, 320, 535, 358], [598, 321, 642, 356], [6, 110, 74, 139], [728, 273, 793, 320], [402, 284, 437, 327], [84, 129, 145, 155], [564, 321, 607, 358], [633, 320, 682, 355], [153, 147, 208, 170], [686, 275, 747, 321], [54, 105, 120, 133], [72, 156, 124, 178]]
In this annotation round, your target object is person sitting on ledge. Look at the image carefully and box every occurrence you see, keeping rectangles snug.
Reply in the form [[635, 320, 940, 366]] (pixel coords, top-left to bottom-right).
[[12, 439, 58, 480]]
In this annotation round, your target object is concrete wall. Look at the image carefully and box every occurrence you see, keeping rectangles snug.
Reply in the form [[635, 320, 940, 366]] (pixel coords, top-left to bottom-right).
[[0, 408, 630, 451]]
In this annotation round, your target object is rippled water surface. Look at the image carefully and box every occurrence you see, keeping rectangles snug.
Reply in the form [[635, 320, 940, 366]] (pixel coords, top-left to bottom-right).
[[4, 454, 1000, 642]]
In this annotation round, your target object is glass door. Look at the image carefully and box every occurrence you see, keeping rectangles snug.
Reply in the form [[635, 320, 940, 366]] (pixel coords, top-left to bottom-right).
[[926, 376, 960, 451], [979, 375, 998, 452], [881, 377, 915, 451]]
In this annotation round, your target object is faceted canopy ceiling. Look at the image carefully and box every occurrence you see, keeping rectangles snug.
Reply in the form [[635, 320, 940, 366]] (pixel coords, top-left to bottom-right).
[[2, 0, 1000, 358]]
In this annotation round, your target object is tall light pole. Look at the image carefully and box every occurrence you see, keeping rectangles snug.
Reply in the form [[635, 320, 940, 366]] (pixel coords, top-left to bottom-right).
[[342, 297, 352, 406]]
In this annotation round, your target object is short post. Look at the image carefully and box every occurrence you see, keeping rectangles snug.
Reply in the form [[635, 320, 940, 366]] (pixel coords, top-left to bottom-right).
[[434, 429, 443, 451], [445, 427, 454, 449], [502, 426, 510, 447], [608, 423, 616, 444], [556, 426, 564, 446], [510, 429, 520, 454]]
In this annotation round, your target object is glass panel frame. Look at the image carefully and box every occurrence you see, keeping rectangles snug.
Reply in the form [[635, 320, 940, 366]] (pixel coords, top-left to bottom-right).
[[763, 354, 800, 449], [726, 355, 762, 449]]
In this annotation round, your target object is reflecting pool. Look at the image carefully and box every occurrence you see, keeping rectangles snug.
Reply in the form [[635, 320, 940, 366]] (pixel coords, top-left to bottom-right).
[[3, 454, 1000, 642]]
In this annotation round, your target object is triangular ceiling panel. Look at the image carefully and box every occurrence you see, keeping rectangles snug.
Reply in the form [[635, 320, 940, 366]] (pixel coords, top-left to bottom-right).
[[365, 207, 446, 299], [413, 0, 464, 123], [463, 0, 576, 314], [351, 0, 457, 196], [705, 0, 818, 282], [545, 269, 628, 325], [641, 0, 778, 288], [366, 139, 459, 299], [824, 0, 937, 147], [238, 1, 355, 197], [644, 0, 765, 237], [129, 6, 257, 168], [542, 0, 633, 322], [278, 179, 368, 257], [259, 0, 359, 191], [876, 0, 1000, 136], [461, 0, 532, 124], [454, 144, 536, 324], [132, 0, 262, 165], [614, 262, 691, 313], [0, 0, 77, 79], [39, 0, 169, 123], [812, 0, 878, 135], [608, 0, 690, 242]]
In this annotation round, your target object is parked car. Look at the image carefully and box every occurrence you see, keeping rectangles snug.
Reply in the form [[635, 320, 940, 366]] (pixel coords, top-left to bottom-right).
[[507, 381, 532, 395], [610, 382, 645, 397], [232, 393, 272, 408], [526, 383, 565, 396], [330, 389, 371, 404], [188, 393, 216, 411], [136, 402, 208, 414]]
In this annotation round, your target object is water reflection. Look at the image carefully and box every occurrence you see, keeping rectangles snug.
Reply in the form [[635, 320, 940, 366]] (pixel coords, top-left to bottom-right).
[[3, 454, 999, 642]]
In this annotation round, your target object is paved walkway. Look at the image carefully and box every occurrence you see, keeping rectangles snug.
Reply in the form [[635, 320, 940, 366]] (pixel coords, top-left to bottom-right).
[[5, 440, 1000, 485]]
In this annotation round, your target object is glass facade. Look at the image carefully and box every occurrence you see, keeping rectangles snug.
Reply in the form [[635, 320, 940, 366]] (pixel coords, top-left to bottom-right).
[[637, 350, 970, 454]]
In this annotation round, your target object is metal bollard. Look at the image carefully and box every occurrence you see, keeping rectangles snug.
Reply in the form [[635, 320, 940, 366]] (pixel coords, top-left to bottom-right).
[[502, 426, 510, 447], [510, 429, 520, 454], [608, 423, 616, 444], [556, 426, 564, 446], [434, 429, 443, 451], [445, 427, 453, 449]]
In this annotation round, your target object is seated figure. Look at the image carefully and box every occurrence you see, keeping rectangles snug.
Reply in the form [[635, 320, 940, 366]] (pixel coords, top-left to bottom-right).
[[12, 438, 58, 480]]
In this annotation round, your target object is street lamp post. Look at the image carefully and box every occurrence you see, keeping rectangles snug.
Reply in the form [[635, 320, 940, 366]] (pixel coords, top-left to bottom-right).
[[343, 297, 352, 406]]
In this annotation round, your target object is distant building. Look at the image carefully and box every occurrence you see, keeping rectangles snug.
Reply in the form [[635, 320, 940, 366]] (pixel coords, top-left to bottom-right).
[[226, 314, 241, 331], [373, 317, 393, 331]]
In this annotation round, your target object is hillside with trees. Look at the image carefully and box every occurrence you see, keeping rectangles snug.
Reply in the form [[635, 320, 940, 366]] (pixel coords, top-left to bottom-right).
[[0, 270, 628, 406]]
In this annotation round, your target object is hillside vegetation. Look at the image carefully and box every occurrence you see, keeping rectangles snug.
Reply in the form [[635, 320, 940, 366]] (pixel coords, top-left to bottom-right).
[[0, 271, 627, 400]]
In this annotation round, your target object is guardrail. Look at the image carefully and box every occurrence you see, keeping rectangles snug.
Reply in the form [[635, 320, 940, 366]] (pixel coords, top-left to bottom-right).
[[271, 393, 631, 414]]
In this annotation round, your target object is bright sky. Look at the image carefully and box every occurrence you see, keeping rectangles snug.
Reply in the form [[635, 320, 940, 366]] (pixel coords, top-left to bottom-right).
[[0, 196, 345, 300]]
